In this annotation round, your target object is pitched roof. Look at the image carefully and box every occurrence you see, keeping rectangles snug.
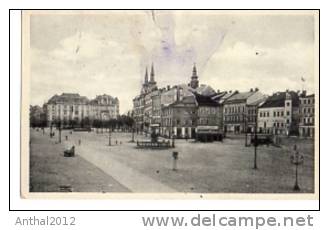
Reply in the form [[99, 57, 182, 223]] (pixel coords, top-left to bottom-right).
[[225, 91, 256, 103], [194, 93, 219, 107], [259, 91, 299, 108]]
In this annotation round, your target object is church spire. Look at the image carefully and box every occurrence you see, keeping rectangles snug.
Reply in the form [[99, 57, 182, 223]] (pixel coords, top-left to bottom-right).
[[192, 63, 197, 77], [150, 63, 155, 83], [144, 67, 149, 84], [190, 63, 199, 89]]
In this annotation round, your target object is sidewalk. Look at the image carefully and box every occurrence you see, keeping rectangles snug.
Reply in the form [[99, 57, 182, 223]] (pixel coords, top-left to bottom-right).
[[68, 136, 177, 193]]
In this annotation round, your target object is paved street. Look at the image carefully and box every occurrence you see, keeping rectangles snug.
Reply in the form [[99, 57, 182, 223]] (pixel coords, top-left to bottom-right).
[[30, 128, 315, 193]]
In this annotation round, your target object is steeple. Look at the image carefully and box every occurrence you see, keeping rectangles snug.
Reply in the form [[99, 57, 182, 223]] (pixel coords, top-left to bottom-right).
[[190, 63, 199, 89], [144, 67, 149, 84], [150, 63, 155, 83], [192, 63, 197, 77]]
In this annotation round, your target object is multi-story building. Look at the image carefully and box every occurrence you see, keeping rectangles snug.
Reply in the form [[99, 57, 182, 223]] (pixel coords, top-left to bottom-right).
[[223, 89, 266, 133], [161, 92, 197, 138], [89, 94, 119, 121], [159, 64, 218, 139], [194, 93, 222, 141], [298, 92, 315, 137], [133, 64, 158, 133], [257, 90, 299, 135], [44, 93, 119, 126], [211, 90, 237, 133]]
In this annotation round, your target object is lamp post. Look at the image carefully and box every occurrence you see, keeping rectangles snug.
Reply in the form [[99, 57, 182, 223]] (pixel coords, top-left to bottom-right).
[[290, 144, 304, 191], [244, 112, 248, 147], [58, 121, 62, 143], [50, 123, 53, 138], [109, 130, 112, 146], [253, 107, 258, 169]]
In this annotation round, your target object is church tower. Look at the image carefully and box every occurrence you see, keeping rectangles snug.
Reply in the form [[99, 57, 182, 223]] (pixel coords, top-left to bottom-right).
[[143, 67, 149, 86], [146, 63, 157, 92], [190, 63, 199, 89], [149, 63, 156, 85]]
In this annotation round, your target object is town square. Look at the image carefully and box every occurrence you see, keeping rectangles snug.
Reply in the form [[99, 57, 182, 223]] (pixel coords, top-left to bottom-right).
[[26, 10, 317, 195]]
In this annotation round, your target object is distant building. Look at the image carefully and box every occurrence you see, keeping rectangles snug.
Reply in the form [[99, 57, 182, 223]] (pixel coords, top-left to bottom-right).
[[159, 64, 219, 139], [298, 92, 315, 137], [194, 93, 222, 141], [211, 90, 238, 133], [257, 90, 299, 135], [133, 64, 159, 133], [223, 89, 266, 133], [44, 93, 119, 126], [89, 94, 119, 121], [161, 92, 197, 138]]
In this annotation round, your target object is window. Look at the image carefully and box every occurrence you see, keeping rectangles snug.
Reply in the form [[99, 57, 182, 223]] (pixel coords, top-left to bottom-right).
[[286, 102, 290, 106], [286, 111, 290, 116], [281, 111, 284, 116], [273, 111, 276, 117], [267, 112, 269, 117], [287, 119, 290, 124]]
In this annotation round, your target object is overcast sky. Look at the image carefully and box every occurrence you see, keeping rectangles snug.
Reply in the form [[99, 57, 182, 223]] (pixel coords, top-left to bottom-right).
[[30, 10, 316, 113]]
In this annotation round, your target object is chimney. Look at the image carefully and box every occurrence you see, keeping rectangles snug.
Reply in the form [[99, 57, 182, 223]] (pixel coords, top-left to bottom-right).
[[255, 88, 259, 92], [250, 88, 254, 92], [217, 90, 220, 93], [167, 85, 171, 90]]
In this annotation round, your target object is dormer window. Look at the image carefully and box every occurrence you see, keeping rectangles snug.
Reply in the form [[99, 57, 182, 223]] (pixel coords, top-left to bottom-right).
[[286, 102, 290, 106]]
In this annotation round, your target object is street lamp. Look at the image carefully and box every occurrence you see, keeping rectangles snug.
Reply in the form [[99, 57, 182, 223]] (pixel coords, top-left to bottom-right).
[[253, 107, 258, 170], [244, 112, 248, 147], [108, 130, 112, 146], [290, 144, 304, 191]]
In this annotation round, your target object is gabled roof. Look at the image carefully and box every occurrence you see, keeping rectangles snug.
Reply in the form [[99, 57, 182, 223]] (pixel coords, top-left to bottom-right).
[[194, 93, 219, 107], [259, 91, 299, 108], [225, 91, 256, 103], [300, 94, 315, 98], [170, 95, 196, 107]]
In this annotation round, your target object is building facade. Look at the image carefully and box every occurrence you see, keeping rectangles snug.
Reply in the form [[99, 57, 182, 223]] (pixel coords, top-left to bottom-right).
[[223, 89, 266, 133], [132, 64, 159, 133], [257, 91, 299, 135], [44, 93, 119, 126], [194, 93, 222, 141], [298, 92, 315, 137]]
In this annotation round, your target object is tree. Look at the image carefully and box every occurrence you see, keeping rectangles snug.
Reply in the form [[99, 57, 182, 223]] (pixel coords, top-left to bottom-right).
[[81, 117, 91, 128]]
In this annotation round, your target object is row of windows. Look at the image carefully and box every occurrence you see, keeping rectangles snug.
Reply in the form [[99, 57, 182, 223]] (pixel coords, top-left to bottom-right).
[[259, 111, 289, 117], [301, 117, 314, 124], [273, 122, 285, 128], [300, 98, 315, 105], [300, 107, 315, 114], [224, 106, 245, 114], [199, 107, 218, 115]]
